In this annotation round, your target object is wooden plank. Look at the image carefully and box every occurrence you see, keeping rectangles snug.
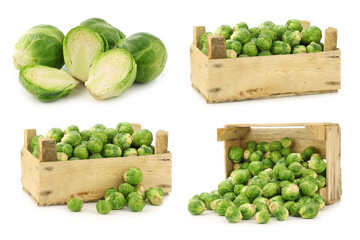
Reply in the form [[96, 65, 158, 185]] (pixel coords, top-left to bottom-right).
[[306, 125, 326, 140], [132, 123, 141, 132], [325, 124, 341, 204], [155, 130, 168, 154], [324, 27, 338, 51], [207, 35, 226, 59], [225, 122, 333, 128], [24, 129, 36, 151], [224, 140, 240, 178], [301, 20, 310, 29], [38, 138, 57, 162], [37, 153, 172, 205], [206, 50, 341, 102], [190, 44, 209, 99], [193, 26, 206, 49], [21, 147, 40, 204], [217, 127, 250, 141]]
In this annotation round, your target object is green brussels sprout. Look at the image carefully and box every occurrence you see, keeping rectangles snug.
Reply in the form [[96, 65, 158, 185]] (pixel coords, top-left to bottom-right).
[[254, 201, 269, 213], [122, 148, 138, 157], [307, 42, 323, 53], [118, 183, 134, 197], [280, 147, 292, 157], [279, 180, 291, 189], [284, 201, 295, 211], [216, 199, 234, 216], [253, 196, 270, 206], [299, 202, 318, 219], [282, 30, 301, 47], [254, 210, 270, 224], [285, 19, 303, 32], [56, 142, 73, 158], [270, 151, 282, 164], [286, 153, 302, 165], [276, 157, 287, 166], [271, 41, 291, 55], [124, 167, 143, 185], [239, 203, 256, 220], [225, 39, 242, 55], [233, 184, 244, 196], [302, 169, 318, 179], [255, 34, 272, 51], [204, 192, 221, 210], [274, 25, 287, 40], [259, 21, 275, 29], [218, 180, 234, 196], [301, 26, 322, 44], [199, 32, 213, 48], [239, 186, 248, 196], [215, 25, 233, 39], [117, 32, 167, 83], [257, 171, 271, 181], [85, 49, 137, 100], [240, 162, 250, 170], [90, 124, 106, 132], [230, 29, 251, 44], [146, 187, 163, 206], [210, 199, 222, 211], [199, 192, 208, 203], [73, 144, 89, 159], [288, 162, 304, 177], [63, 26, 105, 82], [135, 184, 147, 200], [132, 129, 153, 148], [278, 170, 295, 182], [137, 145, 154, 156], [309, 154, 326, 173], [64, 125, 79, 134], [116, 122, 134, 135], [226, 49, 237, 58], [302, 146, 317, 161], [69, 157, 80, 160], [281, 183, 300, 201], [301, 161, 309, 168], [300, 176, 317, 186], [313, 194, 325, 210], [260, 26, 277, 42], [292, 45, 307, 54], [104, 188, 118, 198], [299, 181, 318, 197], [80, 130, 91, 141], [225, 206, 242, 223], [256, 142, 270, 153], [230, 169, 251, 184], [57, 152, 68, 161], [228, 146, 244, 163], [269, 141, 281, 151], [46, 128, 64, 142], [128, 197, 146, 212], [268, 202, 281, 215], [67, 198, 83, 212], [242, 42, 258, 56], [298, 196, 315, 206], [87, 137, 103, 154], [32, 147, 39, 158], [258, 50, 272, 56], [13, 25, 64, 70], [201, 46, 208, 55], [104, 128, 117, 143], [30, 135, 44, 149], [223, 192, 236, 201], [211, 190, 220, 195], [272, 164, 287, 179], [273, 205, 289, 221], [188, 199, 205, 215], [248, 177, 268, 189], [61, 130, 82, 147], [316, 175, 326, 189], [126, 191, 143, 202], [190, 194, 201, 202], [233, 22, 249, 31], [249, 161, 265, 176], [280, 137, 292, 148], [262, 183, 280, 198], [249, 27, 260, 38], [96, 200, 112, 214], [246, 141, 257, 151], [245, 185, 261, 202], [105, 192, 126, 210], [113, 133, 132, 150], [243, 149, 251, 161], [270, 195, 285, 205], [251, 38, 258, 45], [262, 158, 275, 169], [80, 18, 125, 49], [293, 178, 301, 186], [249, 150, 263, 162], [102, 144, 122, 158], [289, 202, 302, 217], [89, 153, 103, 159]]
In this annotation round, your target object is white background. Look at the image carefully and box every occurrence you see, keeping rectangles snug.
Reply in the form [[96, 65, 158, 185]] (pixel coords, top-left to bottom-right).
[[0, 0, 359, 239]]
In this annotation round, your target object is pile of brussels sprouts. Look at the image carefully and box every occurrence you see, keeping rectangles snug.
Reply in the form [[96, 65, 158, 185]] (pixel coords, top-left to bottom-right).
[[13, 18, 167, 102], [67, 167, 165, 214], [30, 122, 155, 160], [188, 137, 327, 224], [199, 19, 324, 58]]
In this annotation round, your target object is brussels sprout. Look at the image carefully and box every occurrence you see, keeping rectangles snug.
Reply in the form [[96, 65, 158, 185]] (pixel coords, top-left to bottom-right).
[[90, 124, 106, 132], [289, 202, 302, 217], [30, 135, 44, 149], [281, 183, 300, 201], [240, 162, 250, 169], [55, 142, 73, 158], [256, 142, 270, 153], [103, 128, 117, 143], [278, 170, 295, 182], [239, 203, 256, 220], [292, 45, 307, 54], [262, 183, 280, 198], [286, 153, 302, 165], [301, 26, 322, 44], [271, 41, 291, 55], [46, 128, 64, 143], [116, 32, 167, 83], [274, 25, 287, 40], [199, 32, 213, 48], [113, 133, 132, 150], [280, 147, 291, 158], [270, 195, 285, 205], [302, 169, 318, 179], [308, 154, 326, 173], [299, 202, 318, 219], [89, 153, 103, 159], [215, 25, 233, 39], [299, 181, 318, 197], [298, 196, 315, 206], [268, 141, 281, 151], [301, 161, 309, 168], [240, 186, 248, 195], [258, 50, 272, 56], [228, 146, 244, 163], [273, 205, 289, 221], [268, 202, 281, 215], [13, 25, 64, 70], [204, 192, 221, 210], [282, 30, 301, 47], [300, 176, 317, 186], [32, 147, 38, 158], [254, 34, 272, 51], [260, 27, 277, 42], [245, 185, 261, 202], [284, 19, 303, 32], [249, 27, 260, 38], [115, 122, 133, 135], [253, 196, 270, 206], [67, 198, 83, 212], [249, 161, 265, 176], [126, 191, 143, 202], [246, 141, 257, 151], [124, 167, 143, 185], [146, 187, 163, 206], [105, 192, 126, 210], [248, 177, 268, 189], [225, 206, 242, 223], [61, 130, 82, 147], [128, 197, 145, 212], [242, 150, 251, 161], [233, 22, 249, 31], [199, 192, 208, 203], [96, 200, 112, 214], [104, 188, 118, 198], [188, 199, 205, 215], [122, 148, 138, 157], [57, 152, 68, 161], [242, 42, 258, 57], [80, 18, 125, 49], [226, 49, 236, 59], [288, 162, 304, 178], [254, 201, 269, 212], [78, 131, 90, 142], [276, 157, 287, 166], [118, 183, 134, 197], [64, 125, 79, 134], [69, 157, 80, 160], [259, 21, 275, 29], [307, 42, 323, 53], [302, 146, 317, 161], [254, 210, 270, 224], [102, 144, 122, 158], [210, 199, 222, 211], [63, 26, 105, 82], [272, 164, 287, 179], [232, 184, 244, 196], [73, 144, 89, 159], [257, 171, 271, 181], [136, 185, 148, 199], [132, 129, 153, 148], [262, 158, 275, 169], [269, 151, 282, 164], [230, 29, 251, 44], [216, 199, 234, 216], [316, 175, 326, 189], [86, 137, 103, 154], [137, 145, 154, 156], [230, 169, 251, 184], [313, 194, 325, 210], [223, 192, 236, 201], [284, 201, 295, 211], [279, 180, 291, 189], [225, 39, 242, 55], [218, 180, 234, 196], [249, 150, 263, 162]]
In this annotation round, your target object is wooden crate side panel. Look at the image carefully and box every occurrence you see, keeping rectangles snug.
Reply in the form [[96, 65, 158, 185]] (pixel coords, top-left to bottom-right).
[[21, 148, 40, 203], [224, 140, 241, 178], [24, 129, 36, 151], [225, 122, 334, 128], [37, 153, 172, 205], [190, 44, 209, 100], [206, 50, 341, 102]]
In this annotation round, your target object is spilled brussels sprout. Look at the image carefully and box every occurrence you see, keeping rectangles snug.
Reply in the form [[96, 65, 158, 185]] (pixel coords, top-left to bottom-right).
[[299, 203, 318, 219], [204, 192, 221, 210], [273, 205, 289, 221], [104, 188, 118, 198], [145, 187, 163, 206], [128, 197, 146, 212], [96, 200, 112, 214], [118, 183, 135, 197], [218, 180, 234, 196], [225, 206, 242, 223], [254, 210, 270, 224], [67, 198, 83, 212], [124, 167, 143, 185], [239, 203, 256, 220], [105, 192, 126, 210], [188, 199, 205, 215]]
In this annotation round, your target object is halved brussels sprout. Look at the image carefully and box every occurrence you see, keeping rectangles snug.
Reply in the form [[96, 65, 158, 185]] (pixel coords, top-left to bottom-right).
[[85, 48, 137, 100], [19, 65, 78, 102], [13, 25, 64, 70], [188, 199, 205, 215], [63, 26, 105, 82]]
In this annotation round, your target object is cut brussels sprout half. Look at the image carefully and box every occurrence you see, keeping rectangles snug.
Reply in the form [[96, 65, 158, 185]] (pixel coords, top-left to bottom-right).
[[85, 48, 137, 100], [63, 26, 105, 82], [19, 65, 78, 102]]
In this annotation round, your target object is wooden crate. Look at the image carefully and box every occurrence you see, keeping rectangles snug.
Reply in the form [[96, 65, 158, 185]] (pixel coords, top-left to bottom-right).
[[21, 124, 172, 206], [190, 21, 341, 103], [217, 123, 341, 204]]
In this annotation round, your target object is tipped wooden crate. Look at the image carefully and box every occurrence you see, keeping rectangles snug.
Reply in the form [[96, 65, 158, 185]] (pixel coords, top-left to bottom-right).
[[217, 123, 341, 204], [190, 21, 341, 103], [21, 124, 172, 206]]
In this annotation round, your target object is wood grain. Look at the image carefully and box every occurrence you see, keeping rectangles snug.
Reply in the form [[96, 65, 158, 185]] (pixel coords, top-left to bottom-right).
[[301, 20, 310, 29], [38, 138, 57, 162], [207, 35, 226, 59], [324, 27, 338, 51], [24, 129, 36, 152], [193, 26, 206, 49], [155, 130, 168, 154]]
